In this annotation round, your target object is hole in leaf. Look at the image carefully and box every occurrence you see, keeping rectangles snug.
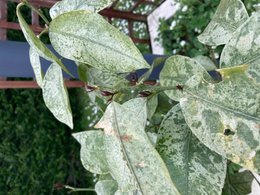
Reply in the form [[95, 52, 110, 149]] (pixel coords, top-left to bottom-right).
[[224, 129, 235, 136], [176, 84, 183, 91]]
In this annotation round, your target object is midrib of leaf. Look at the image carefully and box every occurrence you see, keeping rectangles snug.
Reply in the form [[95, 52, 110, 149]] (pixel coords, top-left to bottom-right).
[[51, 31, 144, 65], [184, 131, 192, 195], [226, 171, 240, 195], [112, 103, 144, 194], [183, 89, 260, 123]]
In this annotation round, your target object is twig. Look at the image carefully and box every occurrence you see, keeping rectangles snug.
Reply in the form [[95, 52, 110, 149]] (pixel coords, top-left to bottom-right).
[[64, 185, 95, 193]]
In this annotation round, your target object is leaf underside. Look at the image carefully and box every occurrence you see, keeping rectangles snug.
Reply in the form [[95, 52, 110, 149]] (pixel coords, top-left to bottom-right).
[[42, 63, 73, 129]]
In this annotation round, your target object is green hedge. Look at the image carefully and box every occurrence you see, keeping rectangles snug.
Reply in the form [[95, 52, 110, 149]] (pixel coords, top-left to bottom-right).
[[0, 88, 97, 194]]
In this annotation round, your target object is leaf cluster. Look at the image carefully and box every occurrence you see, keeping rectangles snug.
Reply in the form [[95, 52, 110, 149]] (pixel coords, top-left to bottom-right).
[[15, 0, 260, 194]]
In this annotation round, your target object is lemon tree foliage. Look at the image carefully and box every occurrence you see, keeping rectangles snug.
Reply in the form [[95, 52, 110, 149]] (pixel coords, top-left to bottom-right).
[[198, 0, 249, 46], [50, 0, 115, 19], [157, 104, 227, 195], [17, 0, 259, 194], [49, 11, 149, 73], [220, 12, 260, 83]]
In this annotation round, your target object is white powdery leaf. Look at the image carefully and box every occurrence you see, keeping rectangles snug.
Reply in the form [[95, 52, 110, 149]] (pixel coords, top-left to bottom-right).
[[43, 63, 73, 129], [50, 0, 115, 19], [16, 3, 71, 75], [220, 12, 260, 83], [95, 98, 180, 194], [49, 11, 149, 73], [73, 131, 109, 174], [157, 104, 227, 195], [160, 55, 209, 102], [29, 47, 43, 88], [198, 0, 249, 46], [95, 180, 118, 195], [180, 66, 260, 172]]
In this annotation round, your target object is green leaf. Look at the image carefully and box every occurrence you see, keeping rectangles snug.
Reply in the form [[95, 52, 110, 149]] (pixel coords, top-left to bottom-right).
[[42, 63, 73, 129], [87, 66, 128, 89], [179, 65, 260, 172], [193, 55, 216, 71], [95, 98, 179, 194], [29, 47, 43, 88], [157, 104, 227, 195], [147, 95, 158, 120], [95, 180, 118, 195], [50, 0, 115, 19], [160, 55, 208, 101], [16, 3, 72, 76], [72, 131, 109, 174], [222, 163, 254, 195], [198, 0, 249, 46], [77, 63, 89, 83], [49, 11, 149, 73], [220, 12, 260, 83]]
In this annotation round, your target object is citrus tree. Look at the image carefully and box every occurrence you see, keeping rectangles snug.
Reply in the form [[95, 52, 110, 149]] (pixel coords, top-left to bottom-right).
[[17, 0, 259, 194]]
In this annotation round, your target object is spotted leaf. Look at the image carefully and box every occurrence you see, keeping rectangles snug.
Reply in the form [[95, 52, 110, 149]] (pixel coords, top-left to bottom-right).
[[198, 0, 248, 46], [49, 11, 149, 73], [95, 98, 179, 194], [220, 12, 260, 83], [180, 65, 260, 172], [157, 104, 227, 195]]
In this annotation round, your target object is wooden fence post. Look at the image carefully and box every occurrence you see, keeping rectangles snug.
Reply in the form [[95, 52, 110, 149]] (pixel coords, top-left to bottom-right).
[[0, 0, 7, 40]]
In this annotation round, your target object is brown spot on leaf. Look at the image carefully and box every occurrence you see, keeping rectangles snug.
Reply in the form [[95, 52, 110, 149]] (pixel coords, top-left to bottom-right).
[[120, 134, 133, 142]]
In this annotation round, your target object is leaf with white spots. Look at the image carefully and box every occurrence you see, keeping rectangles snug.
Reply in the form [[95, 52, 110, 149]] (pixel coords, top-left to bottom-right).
[[72, 131, 109, 174], [95, 98, 179, 194], [157, 104, 227, 195], [198, 0, 249, 46], [87, 66, 128, 88], [43, 63, 73, 129], [193, 55, 216, 71], [16, 3, 72, 76], [29, 47, 43, 88], [95, 180, 118, 195], [50, 0, 115, 19], [49, 11, 149, 73], [220, 12, 260, 83], [179, 65, 260, 172], [160, 55, 209, 102]]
